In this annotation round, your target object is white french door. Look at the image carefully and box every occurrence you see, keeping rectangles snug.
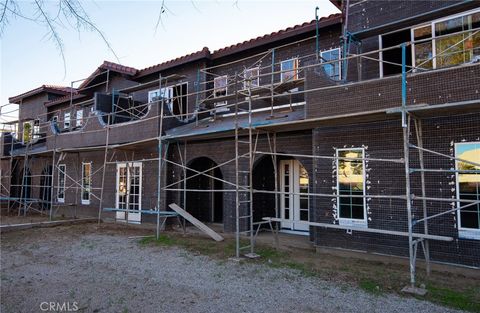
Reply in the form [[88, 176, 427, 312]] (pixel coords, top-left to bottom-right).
[[116, 162, 142, 223], [280, 160, 309, 232]]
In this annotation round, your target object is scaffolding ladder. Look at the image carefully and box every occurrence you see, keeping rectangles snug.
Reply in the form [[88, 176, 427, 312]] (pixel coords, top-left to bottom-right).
[[234, 73, 259, 259]]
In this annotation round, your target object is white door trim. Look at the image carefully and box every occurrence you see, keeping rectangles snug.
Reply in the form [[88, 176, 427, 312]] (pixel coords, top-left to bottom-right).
[[116, 162, 142, 223], [279, 160, 309, 232]]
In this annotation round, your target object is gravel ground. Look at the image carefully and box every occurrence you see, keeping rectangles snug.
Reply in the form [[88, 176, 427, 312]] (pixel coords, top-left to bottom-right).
[[1, 224, 463, 313]]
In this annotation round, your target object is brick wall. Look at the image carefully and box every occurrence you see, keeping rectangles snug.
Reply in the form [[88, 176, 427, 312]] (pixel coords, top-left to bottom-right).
[[311, 113, 480, 267]]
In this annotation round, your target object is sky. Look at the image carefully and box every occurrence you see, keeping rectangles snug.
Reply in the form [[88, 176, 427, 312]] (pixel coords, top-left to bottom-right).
[[0, 0, 339, 122]]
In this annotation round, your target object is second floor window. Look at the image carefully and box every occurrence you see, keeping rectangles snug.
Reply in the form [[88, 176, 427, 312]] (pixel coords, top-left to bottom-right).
[[413, 10, 480, 71], [244, 67, 260, 89], [214, 75, 228, 107], [76, 110, 83, 127], [23, 121, 32, 143], [64, 112, 70, 129], [320, 48, 341, 80], [280, 58, 299, 82], [171, 83, 188, 120]]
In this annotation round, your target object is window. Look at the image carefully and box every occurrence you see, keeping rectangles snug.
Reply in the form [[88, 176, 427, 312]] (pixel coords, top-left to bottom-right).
[[336, 148, 366, 227], [412, 25, 434, 70], [149, 84, 188, 120], [33, 119, 40, 139], [380, 29, 412, 76], [148, 88, 173, 104], [455, 142, 480, 240], [22, 121, 32, 144], [320, 48, 341, 80], [64, 112, 70, 129], [58, 164, 66, 203], [81, 162, 91, 205], [76, 110, 83, 127], [243, 67, 260, 89], [280, 58, 299, 82], [412, 9, 480, 70], [214, 75, 228, 108], [171, 83, 188, 121]]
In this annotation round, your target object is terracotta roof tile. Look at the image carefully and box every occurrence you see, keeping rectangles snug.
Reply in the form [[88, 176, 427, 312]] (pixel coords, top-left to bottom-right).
[[211, 13, 341, 58], [44, 92, 85, 108], [9, 85, 76, 103], [78, 61, 138, 89], [136, 13, 341, 76], [136, 47, 211, 78]]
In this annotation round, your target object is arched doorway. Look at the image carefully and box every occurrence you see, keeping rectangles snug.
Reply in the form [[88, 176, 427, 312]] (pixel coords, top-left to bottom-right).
[[39, 165, 52, 210], [186, 157, 223, 223], [252, 156, 276, 223]]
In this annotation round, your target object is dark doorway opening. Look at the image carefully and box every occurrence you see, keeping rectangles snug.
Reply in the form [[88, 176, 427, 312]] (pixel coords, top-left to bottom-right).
[[252, 156, 276, 223], [18, 168, 32, 200], [40, 165, 52, 210], [186, 157, 223, 223], [381, 29, 412, 76]]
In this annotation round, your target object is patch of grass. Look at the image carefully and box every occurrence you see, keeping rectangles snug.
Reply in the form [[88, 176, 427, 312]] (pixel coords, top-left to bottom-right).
[[138, 235, 177, 246], [256, 247, 285, 262], [359, 279, 382, 295], [427, 285, 480, 313]]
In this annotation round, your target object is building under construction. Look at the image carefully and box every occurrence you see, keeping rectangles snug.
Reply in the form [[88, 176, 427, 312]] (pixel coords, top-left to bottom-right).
[[1, 0, 479, 288]]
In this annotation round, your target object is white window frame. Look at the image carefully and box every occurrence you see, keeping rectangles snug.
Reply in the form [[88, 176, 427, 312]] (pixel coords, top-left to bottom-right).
[[280, 58, 299, 82], [336, 148, 367, 228], [214, 75, 228, 108], [64, 112, 70, 129], [320, 48, 342, 80], [76, 109, 83, 127], [170, 82, 189, 120], [148, 87, 173, 104], [455, 142, 480, 240], [243, 67, 260, 90], [410, 8, 480, 71], [81, 162, 91, 205], [57, 164, 66, 203], [22, 120, 33, 144]]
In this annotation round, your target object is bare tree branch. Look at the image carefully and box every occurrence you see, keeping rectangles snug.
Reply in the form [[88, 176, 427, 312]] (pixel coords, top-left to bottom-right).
[[154, 0, 167, 34], [0, 0, 119, 77], [33, 0, 67, 77], [61, 0, 119, 62]]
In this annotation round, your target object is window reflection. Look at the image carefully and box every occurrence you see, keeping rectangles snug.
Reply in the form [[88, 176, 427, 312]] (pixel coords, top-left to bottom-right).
[[456, 142, 480, 231]]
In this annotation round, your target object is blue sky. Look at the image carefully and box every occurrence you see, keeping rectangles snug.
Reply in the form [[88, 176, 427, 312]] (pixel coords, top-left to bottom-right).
[[0, 0, 338, 121]]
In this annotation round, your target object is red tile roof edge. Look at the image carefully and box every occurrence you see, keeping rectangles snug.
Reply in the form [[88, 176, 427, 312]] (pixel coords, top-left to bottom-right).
[[77, 60, 139, 90], [136, 13, 341, 77], [211, 13, 341, 59], [44, 93, 86, 108], [9, 85, 76, 104], [135, 47, 211, 78]]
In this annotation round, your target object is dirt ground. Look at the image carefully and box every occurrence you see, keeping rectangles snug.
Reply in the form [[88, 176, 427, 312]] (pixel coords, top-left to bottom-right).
[[1, 221, 479, 313]]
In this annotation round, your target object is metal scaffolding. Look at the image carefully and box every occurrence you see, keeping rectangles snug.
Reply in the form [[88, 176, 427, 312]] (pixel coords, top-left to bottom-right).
[[1, 25, 479, 290]]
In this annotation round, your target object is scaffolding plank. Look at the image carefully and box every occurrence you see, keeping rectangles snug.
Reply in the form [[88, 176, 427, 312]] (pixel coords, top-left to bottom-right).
[[168, 203, 224, 241], [263, 218, 453, 242]]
